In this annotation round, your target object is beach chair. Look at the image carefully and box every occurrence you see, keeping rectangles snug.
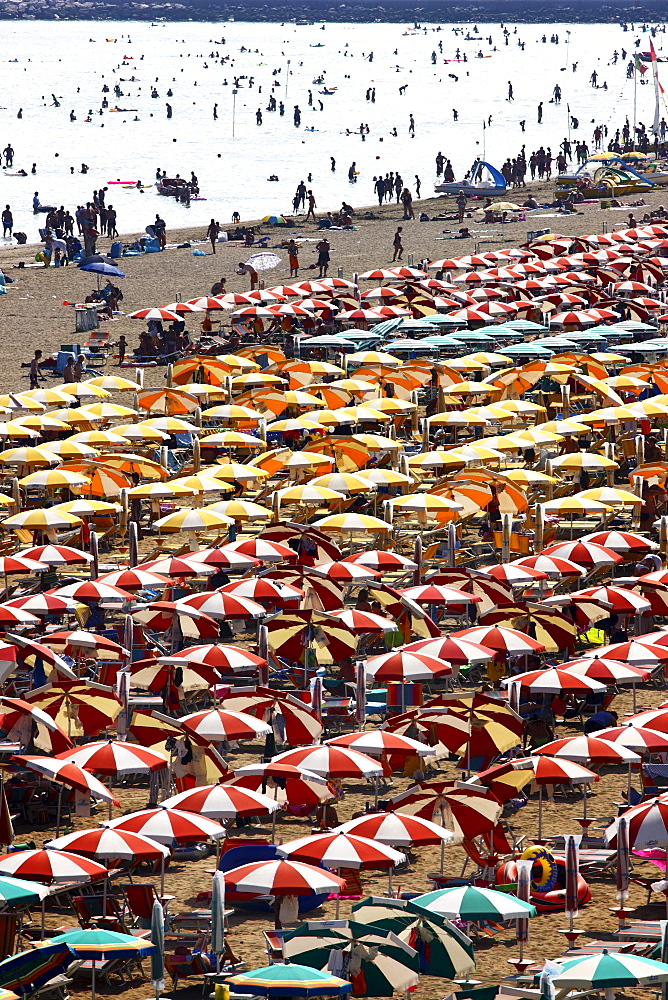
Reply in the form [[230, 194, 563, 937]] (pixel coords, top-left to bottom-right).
[[121, 884, 174, 929], [263, 929, 287, 964]]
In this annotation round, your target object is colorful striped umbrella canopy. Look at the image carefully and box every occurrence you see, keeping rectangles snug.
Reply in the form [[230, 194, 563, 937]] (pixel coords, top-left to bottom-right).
[[45, 827, 169, 862], [414, 886, 536, 921], [161, 644, 266, 672], [543, 541, 623, 568], [552, 951, 668, 990], [0, 944, 72, 993], [228, 764, 333, 809], [526, 755, 598, 786], [588, 639, 668, 665], [326, 609, 397, 633], [44, 928, 155, 957], [390, 782, 502, 840], [281, 922, 420, 995], [179, 708, 271, 742], [227, 964, 352, 997], [54, 741, 168, 776], [272, 745, 383, 779], [451, 625, 544, 655], [594, 726, 668, 753], [23, 681, 122, 737], [502, 668, 606, 695], [605, 796, 668, 849], [223, 859, 346, 897], [278, 833, 406, 870], [513, 554, 585, 577], [403, 636, 494, 664], [325, 731, 430, 758], [19, 545, 91, 566], [0, 849, 107, 885], [104, 807, 225, 844], [334, 812, 454, 847], [0, 697, 73, 755], [535, 736, 640, 764], [560, 657, 650, 686], [176, 591, 265, 619], [364, 650, 454, 682], [221, 687, 323, 745], [161, 783, 280, 819]]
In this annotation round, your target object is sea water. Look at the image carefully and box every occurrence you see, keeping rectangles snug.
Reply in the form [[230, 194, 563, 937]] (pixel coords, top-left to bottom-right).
[[0, 19, 663, 240]]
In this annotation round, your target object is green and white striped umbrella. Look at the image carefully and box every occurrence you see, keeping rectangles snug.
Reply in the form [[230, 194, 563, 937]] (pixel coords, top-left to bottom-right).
[[351, 896, 474, 980], [414, 885, 536, 921], [552, 950, 668, 990], [282, 920, 419, 997]]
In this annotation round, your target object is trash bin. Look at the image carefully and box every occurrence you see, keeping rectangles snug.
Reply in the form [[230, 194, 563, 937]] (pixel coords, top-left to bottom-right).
[[74, 305, 99, 332]]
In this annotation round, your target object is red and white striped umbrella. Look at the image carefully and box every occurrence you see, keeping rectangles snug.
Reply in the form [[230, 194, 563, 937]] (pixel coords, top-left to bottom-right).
[[180, 708, 271, 742], [0, 604, 38, 626], [185, 547, 260, 571], [3, 594, 74, 616], [46, 827, 169, 861], [334, 811, 454, 846], [176, 591, 265, 619], [327, 608, 397, 632], [594, 726, 668, 754], [483, 564, 548, 585], [326, 731, 430, 757], [224, 539, 294, 563], [605, 796, 668, 849], [20, 545, 93, 566], [272, 745, 383, 779], [97, 569, 171, 590], [587, 639, 668, 666], [625, 709, 668, 733], [43, 631, 128, 660], [0, 697, 73, 755], [104, 807, 225, 844], [403, 635, 494, 664], [140, 556, 216, 578], [311, 561, 380, 582], [55, 741, 168, 776], [128, 307, 181, 321], [228, 763, 332, 809], [161, 783, 279, 819], [504, 668, 606, 695], [161, 644, 266, 673], [220, 687, 323, 745], [219, 578, 303, 604], [561, 657, 650, 686], [224, 858, 346, 896], [49, 581, 135, 603], [400, 584, 480, 605], [534, 736, 641, 764], [527, 755, 599, 786], [0, 555, 48, 574], [451, 625, 545, 655], [0, 849, 108, 884], [513, 554, 585, 577], [543, 541, 622, 568], [13, 755, 119, 805], [342, 550, 417, 571], [365, 649, 454, 682], [278, 833, 405, 870], [186, 297, 227, 311], [131, 601, 219, 640], [567, 586, 651, 615]]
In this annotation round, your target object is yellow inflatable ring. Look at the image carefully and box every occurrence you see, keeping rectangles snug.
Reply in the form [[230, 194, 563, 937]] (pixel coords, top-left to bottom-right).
[[521, 845, 559, 892]]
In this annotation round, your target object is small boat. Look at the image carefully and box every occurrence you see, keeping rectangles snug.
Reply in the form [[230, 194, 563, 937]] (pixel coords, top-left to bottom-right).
[[435, 158, 507, 198], [556, 156, 656, 197]]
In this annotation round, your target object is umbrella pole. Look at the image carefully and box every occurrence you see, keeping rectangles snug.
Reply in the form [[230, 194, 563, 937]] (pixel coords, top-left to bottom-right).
[[92, 959, 96, 1000], [440, 806, 446, 874], [55, 785, 63, 839], [335, 871, 340, 919], [271, 808, 276, 845], [537, 786, 543, 842], [627, 764, 632, 804], [40, 896, 45, 940], [160, 852, 165, 898]]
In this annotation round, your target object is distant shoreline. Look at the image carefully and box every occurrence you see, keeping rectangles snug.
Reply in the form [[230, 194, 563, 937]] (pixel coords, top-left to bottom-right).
[[2, 3, 668, 24]]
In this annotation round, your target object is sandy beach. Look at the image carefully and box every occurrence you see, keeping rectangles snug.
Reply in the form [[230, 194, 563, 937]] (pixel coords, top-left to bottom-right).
[[0, 179, 664, 396]]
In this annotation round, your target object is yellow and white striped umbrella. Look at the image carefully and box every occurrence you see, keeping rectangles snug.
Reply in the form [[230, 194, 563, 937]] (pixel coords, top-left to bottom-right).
[[114, 424, 169, 442], [283, 452, 334, 470], [504, 469, 558, 486], [53, 499, 122, 516], [465, 352, 514, 366], [77, 402, 139, 420], [266, 417, 326, 433], [0, 447, 61, 467], [2, 509, 82, 530], [84, 375, 141, 392], [505, 428, 564, 446], [492, 400, 547, 415], [313, 409, 356, 427], [11, 414, 72, 433], [540, 419, 591, 435], [363, 469, 414, 487], [217, 353, 262, 372], [478, 436, 524, 453], [0, 493, 16, 507], [449, 444, 505, 464], [170, 475, 234, 494], [624, 400, 668, 417], [202, 404, 264, 422], [309, 473, 376, 495], [152, 508, 233, 532], [0, 393, 46, 412], [444, 381, 497, 396], [541, 497, 613, 514], [48, 408, 102, 425], [361, 397, 417, 413], [277, 484, 346, 504], [330, 378, 378, 394], [200, 431, 264, 448], [347, 351, 401, 367], [577, 487, 644, 507], [313, 513, 391, 533], [206, 499, 272, 521], [407, 451, 466, 469], [210, 461, 269, 482], [340, 406, 391, 424], [428, 411, 488, 426], [447, 357, 492, 371], [351, 433, 401, 450], [68, 430, 131, 446], [22, 388, 77, 406], [37, 441, 100, 459], [19, 469, 90, 489], [551, 453, 619, 470], [0, 422, 40, 439], [127, 481, 198, 499], [140, 417, 200, 434], [390, 493, 464, 513], [58, 382, 111, 400]]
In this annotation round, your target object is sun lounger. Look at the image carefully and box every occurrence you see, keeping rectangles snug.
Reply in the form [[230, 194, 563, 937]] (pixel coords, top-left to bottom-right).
[[615, 920, 663, 941]]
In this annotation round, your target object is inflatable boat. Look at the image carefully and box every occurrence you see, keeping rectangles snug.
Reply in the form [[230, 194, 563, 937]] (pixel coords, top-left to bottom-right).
[[496, 850, 591, 914]]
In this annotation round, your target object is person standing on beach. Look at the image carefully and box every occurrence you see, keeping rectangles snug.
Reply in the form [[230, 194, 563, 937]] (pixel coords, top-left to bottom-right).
[[316, 236, 330, 278], [401, 188, 414, 220], [287, 239, 299, 278], [29, 350, 42, 390], [409, 114, 415, 135], [207, 219, 220, 253], [305, 190, 317, 222], [436, 152, 444, 176], [2, 206, 12, 238], [537, 102, 543, 123], [392, 226, 404, 261], [414, 175, 421, 198], [237, 261, 259, 290], [457, 190, 467, 223]]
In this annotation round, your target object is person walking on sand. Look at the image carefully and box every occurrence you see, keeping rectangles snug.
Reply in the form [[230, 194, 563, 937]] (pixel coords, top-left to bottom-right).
[[316, 236, 330, 278], [392, 226, 404, 261], [537, 101, 543, 123], [287, 239, 299, 278], [305, 190, 317, 222], [29, 350, 42, 390], [206, 218, 220, 253], [456, 190, 468, 223], [2, 205, 12, 238], [507, 81, 514, 100]]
